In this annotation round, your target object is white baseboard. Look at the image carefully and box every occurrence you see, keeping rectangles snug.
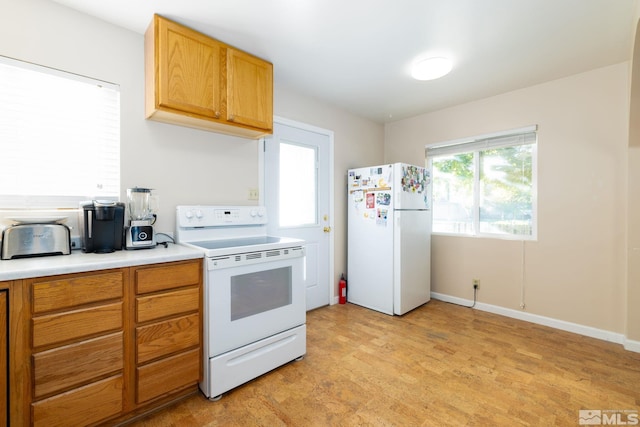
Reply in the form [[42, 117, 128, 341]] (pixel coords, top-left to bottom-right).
[[431, 292, 637, 353], [624, 338, 640, 353]]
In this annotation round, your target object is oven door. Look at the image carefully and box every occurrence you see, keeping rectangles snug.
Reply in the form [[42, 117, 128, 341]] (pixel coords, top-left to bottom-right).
[[206, 251, 305, 357]]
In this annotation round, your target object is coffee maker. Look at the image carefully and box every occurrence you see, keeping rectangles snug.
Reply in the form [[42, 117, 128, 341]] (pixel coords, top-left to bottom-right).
[[81, 201, 125, 253], [125, 187, 156, 249]]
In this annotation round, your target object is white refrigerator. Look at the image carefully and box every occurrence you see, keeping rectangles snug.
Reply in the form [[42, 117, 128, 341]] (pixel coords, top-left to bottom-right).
[[347, 163, 431, 315]]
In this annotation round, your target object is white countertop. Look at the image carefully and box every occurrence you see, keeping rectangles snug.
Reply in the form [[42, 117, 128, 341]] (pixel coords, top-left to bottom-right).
[[0, 243, 204, 281]]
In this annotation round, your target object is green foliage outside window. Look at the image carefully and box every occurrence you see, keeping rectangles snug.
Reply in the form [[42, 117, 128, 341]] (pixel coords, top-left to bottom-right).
[[431, 144, 534, 238]]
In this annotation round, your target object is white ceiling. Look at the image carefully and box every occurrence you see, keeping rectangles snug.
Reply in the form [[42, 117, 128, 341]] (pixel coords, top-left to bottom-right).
[[50, 0, 638, 123]]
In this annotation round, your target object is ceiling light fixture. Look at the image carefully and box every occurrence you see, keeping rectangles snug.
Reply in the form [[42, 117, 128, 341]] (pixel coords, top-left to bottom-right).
[[411, 57, 452, 81]]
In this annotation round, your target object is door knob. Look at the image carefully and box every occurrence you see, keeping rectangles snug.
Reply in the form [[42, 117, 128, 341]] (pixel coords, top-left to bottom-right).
[[323, 226, 331, 233]]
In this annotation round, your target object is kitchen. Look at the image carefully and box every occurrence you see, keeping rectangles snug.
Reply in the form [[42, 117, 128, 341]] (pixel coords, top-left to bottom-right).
[[1, 0, 640, 425]]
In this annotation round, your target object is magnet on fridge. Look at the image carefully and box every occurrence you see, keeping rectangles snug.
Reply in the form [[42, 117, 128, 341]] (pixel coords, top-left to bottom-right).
[[377, 193, 391, 206], [376, 208, 388, 226], [366, 193, 375, 209]]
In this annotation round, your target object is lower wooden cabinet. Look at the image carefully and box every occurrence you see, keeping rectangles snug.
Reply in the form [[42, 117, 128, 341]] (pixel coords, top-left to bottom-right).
[[133, 261, 202, 405], [10, 258, 203, 426], [28, 270, 126, 427], [0, 289, 7, 426]]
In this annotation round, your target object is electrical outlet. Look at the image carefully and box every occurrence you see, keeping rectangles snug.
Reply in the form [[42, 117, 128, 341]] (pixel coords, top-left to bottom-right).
[[473, 279, 480, 289], [70, 236, 82, 250], [248, 188, 259, 200]]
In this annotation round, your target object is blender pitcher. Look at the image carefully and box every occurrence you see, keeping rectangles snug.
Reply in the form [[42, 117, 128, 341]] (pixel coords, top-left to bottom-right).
[[125, 187, 156, 249], [127, 187, 155, 222]]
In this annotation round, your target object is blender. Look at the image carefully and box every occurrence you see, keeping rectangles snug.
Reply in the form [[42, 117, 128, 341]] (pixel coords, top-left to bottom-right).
[[125, 187, 156, 249]]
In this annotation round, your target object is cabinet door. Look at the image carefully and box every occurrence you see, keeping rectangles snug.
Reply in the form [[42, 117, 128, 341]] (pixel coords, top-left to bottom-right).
[[136, 349, 199, 404], [135, 261, 201, 294], [157, 16, 222, 119], [31, 376, 123, 427], [0, 291, 6, 425], [136, 287, 199, 324], [136, 313, 200, 364], [33, 332, 123, 399], [226, 48, 273, 130]]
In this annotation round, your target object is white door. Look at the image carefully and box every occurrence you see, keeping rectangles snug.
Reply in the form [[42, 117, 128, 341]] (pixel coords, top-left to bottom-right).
[[263, 118, 333, 310]]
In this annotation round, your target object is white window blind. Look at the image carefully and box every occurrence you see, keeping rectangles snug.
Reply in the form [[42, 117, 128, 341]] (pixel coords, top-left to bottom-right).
[[426, 126, 537, 158], [0, 56, 120, 208], [426, 126, 537, 239]]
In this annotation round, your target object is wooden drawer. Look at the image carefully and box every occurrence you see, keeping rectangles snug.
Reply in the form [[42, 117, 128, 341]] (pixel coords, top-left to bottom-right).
[[32, 375, 123, 427], [33, 332, 123, 398], [136, 287, 199, 323], [136, 348, 199, 404], [32, 302, 123, 348], [32, 271, 124, 314], [136, 313, 199, 364], [135, 260, 201, 294]]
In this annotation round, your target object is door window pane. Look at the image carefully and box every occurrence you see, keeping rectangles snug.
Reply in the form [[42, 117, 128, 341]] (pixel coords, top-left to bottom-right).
[[279, 142, 317, 227]]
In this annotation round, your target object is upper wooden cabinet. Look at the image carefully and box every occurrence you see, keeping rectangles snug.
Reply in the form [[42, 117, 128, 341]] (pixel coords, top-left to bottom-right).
[[154, 16, 221, 120], [145, 14, 273, 139], [226, 48, 273, 130]]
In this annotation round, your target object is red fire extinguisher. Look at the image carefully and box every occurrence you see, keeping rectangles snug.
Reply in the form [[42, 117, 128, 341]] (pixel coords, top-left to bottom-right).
[[339, 274, 347, 304]]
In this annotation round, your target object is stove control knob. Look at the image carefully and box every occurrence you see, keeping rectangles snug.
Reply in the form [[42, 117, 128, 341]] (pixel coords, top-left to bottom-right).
[[249, 208, 258, 217], [185, 211, 193, 219], [195, 210, 203, 219], [256, 208, 265, 217]]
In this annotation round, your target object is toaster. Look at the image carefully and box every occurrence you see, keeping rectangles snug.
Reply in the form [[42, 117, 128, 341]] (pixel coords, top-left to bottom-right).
[[1, 223, 71, 260]]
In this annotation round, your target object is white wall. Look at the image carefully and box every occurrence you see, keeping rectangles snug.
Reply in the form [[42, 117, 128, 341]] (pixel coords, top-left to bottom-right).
[[627, 17, 640, 343], [385, 63, 630, 335], [0, 0, 385, 298]]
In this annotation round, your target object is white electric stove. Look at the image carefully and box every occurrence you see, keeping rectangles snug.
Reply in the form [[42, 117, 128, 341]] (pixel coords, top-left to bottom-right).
[[175, 205, 306, 400]]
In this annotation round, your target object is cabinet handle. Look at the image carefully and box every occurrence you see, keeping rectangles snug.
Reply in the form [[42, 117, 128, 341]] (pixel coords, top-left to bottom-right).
[[228, 115, 235, 122], [214, 111, 220, 119]]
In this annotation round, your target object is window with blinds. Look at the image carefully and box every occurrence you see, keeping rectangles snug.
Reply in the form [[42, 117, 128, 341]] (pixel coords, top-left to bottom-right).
[[0, 56, 120, 208], [426, 126, 537, 239]]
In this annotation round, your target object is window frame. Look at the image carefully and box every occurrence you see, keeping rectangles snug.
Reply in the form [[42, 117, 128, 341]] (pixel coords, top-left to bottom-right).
[[426, 126, 538, 241], [0, 55, 121, 209]]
